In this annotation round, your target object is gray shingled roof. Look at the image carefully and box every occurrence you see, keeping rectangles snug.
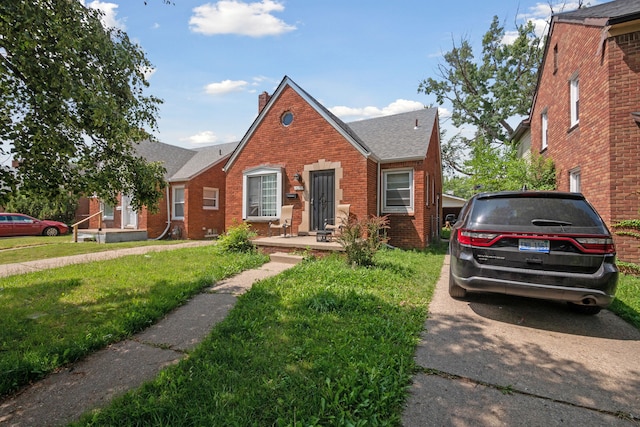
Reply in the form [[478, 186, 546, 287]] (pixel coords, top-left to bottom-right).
[[346, 108, 438, 162], [134, 139, 238, 181], [171, 141, 238, 182], [555, 0, 640, 23]]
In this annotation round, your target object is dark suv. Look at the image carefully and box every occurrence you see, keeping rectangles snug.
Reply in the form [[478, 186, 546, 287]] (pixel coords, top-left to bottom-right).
[[449, 191, 618, 314]]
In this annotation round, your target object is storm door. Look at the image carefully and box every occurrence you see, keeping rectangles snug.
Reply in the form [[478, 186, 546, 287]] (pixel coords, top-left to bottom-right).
[[310, 170, 335, 231]]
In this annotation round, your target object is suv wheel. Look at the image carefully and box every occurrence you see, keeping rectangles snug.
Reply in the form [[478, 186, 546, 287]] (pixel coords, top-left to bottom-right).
[[449, 271, 467, 298]]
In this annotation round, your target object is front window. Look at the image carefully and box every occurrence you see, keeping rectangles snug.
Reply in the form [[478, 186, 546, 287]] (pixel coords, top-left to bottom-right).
[[570, 168, 581, 193], [203, 187, 219, 210], [570, 75, 579, 127], [173, 186, 185, 220], [243, 167, 282, 219], [541, 110, 548, 150], [382, 169, 414, 213], [101, 202, 114, 220]]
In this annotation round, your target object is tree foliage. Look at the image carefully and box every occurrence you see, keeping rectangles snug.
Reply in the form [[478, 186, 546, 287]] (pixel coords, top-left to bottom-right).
[[420, 16, 542, 145], [0, 0, 166, 211], [4, 189, 78, 224], [420, 16, 547, 192]]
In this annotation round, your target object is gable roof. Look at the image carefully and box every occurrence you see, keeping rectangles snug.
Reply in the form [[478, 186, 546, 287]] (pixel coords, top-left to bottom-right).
[[224, 76, 438, 170], [134, 139, 238, 182], [555, 0, 640, 25]]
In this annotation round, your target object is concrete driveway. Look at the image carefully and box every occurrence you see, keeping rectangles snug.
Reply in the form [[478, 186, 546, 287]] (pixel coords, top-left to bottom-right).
[[403, 256, 640, 426]]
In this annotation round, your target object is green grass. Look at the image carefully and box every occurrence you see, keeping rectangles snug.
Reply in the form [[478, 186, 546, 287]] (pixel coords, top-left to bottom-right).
[[610, 273, 640, 330], [0, 236, 189, 264], [73, 247, 446, 426], [0, 246, 268, 397]]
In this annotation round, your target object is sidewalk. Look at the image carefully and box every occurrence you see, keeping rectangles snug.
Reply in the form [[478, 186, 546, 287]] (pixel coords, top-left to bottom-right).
[[0, 244, 300, 427]]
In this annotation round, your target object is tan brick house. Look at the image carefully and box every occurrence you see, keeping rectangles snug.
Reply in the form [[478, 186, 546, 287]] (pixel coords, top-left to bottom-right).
[[89, 140, 237, 240], [522, 0, 640, 262], [223, 76, 443, 249]]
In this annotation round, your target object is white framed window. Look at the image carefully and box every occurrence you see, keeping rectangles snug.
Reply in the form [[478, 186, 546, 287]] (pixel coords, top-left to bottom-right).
[[569, 168, 581, 193], [101, 202, 114, 220], [541, 110, 548, 150], [570, 75, 579, 127], [243, 167, 282, 220], [172, 186, 185, 220], [382, 169, 414, 213], [203, 187, 219, 210]]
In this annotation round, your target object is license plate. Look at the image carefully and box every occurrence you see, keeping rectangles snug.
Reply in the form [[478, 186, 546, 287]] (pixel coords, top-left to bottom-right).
[[519, 239, 550, 253]]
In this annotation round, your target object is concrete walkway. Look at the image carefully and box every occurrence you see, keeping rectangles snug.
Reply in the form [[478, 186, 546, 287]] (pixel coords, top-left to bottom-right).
[[0, 244, 300, 427]]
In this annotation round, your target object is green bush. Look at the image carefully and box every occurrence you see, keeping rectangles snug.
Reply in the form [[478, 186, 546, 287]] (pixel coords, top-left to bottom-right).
[[337, 215, 389, 266], [216, 222, 257, 253], [441, 228, 451, 240]]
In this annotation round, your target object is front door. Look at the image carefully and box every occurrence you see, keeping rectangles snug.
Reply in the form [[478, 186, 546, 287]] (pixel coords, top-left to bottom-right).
[[121, 195, 138, 229], [310, 170, 335, 231]]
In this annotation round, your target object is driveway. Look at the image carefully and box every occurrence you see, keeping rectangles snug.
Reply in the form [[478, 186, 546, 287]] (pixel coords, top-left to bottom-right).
[[402, 256, 640, 426]]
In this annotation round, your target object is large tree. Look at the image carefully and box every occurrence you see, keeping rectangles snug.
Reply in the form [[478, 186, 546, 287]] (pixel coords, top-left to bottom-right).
[[0, 0, 165, 211], [420, 16, 544, 181]]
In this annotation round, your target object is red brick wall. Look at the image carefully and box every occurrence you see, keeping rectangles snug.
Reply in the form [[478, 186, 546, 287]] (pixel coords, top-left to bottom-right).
[[382, 118, 442, 248], [530, 21, 640, 262], [608, 32, 640, 262], [225, 85, 370, 237], [180, 162, 227, 239]]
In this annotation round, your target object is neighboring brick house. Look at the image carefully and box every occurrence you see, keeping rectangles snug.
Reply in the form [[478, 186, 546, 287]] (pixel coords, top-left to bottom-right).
[[521, 0, 640, 263], [89, 140, 237, 240], [223, 76, 443, 249]]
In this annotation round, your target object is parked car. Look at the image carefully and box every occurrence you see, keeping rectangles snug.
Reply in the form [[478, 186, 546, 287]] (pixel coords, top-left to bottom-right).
[[0, 213, 69, 237], [449, 191, 618, 315], [444, 213, 457, 226]]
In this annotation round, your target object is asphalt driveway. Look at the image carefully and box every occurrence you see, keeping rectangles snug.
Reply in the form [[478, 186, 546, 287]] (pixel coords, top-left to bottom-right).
[[402, 256, 640, 426]]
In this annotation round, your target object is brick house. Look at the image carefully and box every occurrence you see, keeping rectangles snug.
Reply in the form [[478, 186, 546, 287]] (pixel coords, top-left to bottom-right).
[[520, 0, 640, 263], [89, 140, 237, 240], [223, 76, 443, 249]]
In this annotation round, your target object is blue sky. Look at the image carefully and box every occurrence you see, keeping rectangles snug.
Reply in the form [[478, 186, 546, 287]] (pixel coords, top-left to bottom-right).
[[88, 0, 588, 149]]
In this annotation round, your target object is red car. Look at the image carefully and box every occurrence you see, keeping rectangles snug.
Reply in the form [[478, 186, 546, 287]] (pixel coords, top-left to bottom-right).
[[0, 213, 69, 237]]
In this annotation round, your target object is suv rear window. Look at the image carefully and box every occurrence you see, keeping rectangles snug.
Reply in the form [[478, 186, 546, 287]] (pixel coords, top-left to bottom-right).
[[470, 196, 604, 229]]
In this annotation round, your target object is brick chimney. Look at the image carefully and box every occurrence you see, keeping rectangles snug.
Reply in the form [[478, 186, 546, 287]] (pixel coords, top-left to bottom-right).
[[258, 91, 271, 113], [11, 160, 19, 169]]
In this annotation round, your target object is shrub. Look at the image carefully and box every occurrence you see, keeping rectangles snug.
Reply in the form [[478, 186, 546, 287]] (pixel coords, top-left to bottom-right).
[[440, 228, 451, 240], [216, 222, 257, 253], [337, 215, 389, 266]]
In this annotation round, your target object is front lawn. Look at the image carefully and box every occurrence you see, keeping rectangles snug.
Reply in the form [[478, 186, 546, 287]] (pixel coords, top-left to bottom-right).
[[0, 236, 189, 265], [0, 246, 268, 397], [610, 273, 640, 330], [74, 248, 446, 426]]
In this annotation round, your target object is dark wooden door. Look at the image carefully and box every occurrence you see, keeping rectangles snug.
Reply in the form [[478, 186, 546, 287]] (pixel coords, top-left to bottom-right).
[[310, 170, 335, 231]]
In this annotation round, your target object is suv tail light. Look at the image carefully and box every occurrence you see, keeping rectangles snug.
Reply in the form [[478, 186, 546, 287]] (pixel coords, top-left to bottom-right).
[[575, 237, 616, 254], [458, 230, 499, 247]]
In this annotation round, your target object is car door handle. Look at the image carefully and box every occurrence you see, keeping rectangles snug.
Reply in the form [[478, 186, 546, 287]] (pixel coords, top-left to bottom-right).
[[526, 258, 543, 265]]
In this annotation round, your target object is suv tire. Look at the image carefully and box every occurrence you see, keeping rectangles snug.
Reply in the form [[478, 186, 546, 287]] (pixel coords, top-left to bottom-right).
[[449, 271, 467, 298]]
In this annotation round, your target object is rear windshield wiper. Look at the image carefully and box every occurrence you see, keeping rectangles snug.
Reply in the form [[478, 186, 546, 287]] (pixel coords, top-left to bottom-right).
[[531, 219, 573, 227]]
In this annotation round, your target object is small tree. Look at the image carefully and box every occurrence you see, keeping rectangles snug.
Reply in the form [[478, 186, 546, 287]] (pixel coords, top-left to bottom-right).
[[337, 216, 389, 267]]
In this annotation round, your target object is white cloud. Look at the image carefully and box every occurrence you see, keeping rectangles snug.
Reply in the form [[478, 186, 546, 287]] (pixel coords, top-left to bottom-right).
[[189, 0, 296, 37], [141, 66, 156, 80], [331, 99, 425, 121], [86, 1, 126, 30], [183, 131, 219, 145], [205, 79, 249, 95]]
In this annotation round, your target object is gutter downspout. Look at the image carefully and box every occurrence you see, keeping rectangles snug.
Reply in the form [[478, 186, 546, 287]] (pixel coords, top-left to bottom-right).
[[377, 161, 381, 216], [154, 186, 171, 240]]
